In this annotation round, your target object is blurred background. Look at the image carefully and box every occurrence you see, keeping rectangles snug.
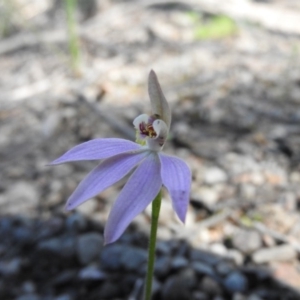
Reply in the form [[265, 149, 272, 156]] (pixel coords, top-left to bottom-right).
[[1, 0, 300, 299]]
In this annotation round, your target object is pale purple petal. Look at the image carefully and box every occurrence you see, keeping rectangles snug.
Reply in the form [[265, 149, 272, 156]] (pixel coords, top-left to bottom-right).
[[133, 114, 149, 129], [148, 70, 171, 129], [66, 150, 148, 210], [51, 138, 141, 165], [104, 153, 162, 244], [159, 154, 191, 223], [151, 119, 168, 149]]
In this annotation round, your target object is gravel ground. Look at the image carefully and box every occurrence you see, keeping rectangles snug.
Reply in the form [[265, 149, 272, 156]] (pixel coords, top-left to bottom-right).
[[1, 0, 300, 299]]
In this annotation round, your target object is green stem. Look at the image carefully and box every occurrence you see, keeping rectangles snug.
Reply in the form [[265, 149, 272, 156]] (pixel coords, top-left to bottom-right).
[[144, 190, 162, 300], [64, 0, 81, 74]]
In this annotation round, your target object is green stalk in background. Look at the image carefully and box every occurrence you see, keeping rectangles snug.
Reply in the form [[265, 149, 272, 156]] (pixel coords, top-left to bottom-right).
[[64, 0, 81, 75], [144, 190, 162, 300]]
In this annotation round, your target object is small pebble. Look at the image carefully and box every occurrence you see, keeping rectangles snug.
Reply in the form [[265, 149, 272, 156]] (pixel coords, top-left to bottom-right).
[[193, 261, 215, 277], [120, 246, 147, 272], [171, 256, 189, 270], [100, 244, 123, 271], [162, 268, 195, 300], [78, 266, 106, 281], [55, 295, 73, 300], [224, 271, 248, 293], [16, 295, 41, 300], [190, 249, 221, 265], [200, 276, 222, 296], [66, 213, 87, 232], [0, 258, 22, 276], [252, 245, 296, 264], [232, 229, 262, 255], [216, 261, 234, 276], [155, 256, 172, 278], [203, 167, 228, 184], [76, 232, 103, 265]]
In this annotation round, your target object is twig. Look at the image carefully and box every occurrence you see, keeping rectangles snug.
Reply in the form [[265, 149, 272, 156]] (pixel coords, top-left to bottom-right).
[[0, 30, 68, 55], [172, 208, 232, 239], [2, 0, 300, 56], [79, 94, 135, 140], [230, 213, 300, 253], [253, 222, 300, 253]]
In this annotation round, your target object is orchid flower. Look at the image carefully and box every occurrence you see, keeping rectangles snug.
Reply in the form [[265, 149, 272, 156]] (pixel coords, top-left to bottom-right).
[[51, 70, 191, 244]]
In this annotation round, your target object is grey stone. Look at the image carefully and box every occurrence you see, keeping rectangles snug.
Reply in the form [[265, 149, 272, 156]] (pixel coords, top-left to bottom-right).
[[224, 271, 248, 293], [42, 112, 61, 137], [232, 293, 247, 300], [37, 217, 64, 239], [52, 270, 77, 286], [190, 249, 221, 265], [12, 226, 34, 246], [98, 281, 121, 299], [171, 256, 189, 270], [252, 244, 297, 264], [216, 261, 235, 276], [38, 236, 76, 258], [21, 281, 36, 294], [155, 256, 171, 278], [242, 266, 270, 281], [16, 295, 41, 300], [136, 277, 161, 299], [227, 249, 244, 265], [200, 276, 222, 296], [76, 232, 103, 265], [180, 268, 197, 288], [76, 198, 98, 216], [54, 295, 73, 300], [156, 241, 172, 255], [162, 268, 196, 300], [192, 291, 209, 300], [4, 182, 39, 214], [66, 213, 87, 232], [101, 244, 147, 272], [247, 295, 263, 300], [240, 184, 257, 200], [210, 243, 228, 256], [203, 167, 228, 184], [0, 258, 22, 276], [38, 238, 60, 253], [192, 261, 215, 277], [78, 266, 106, 281], [193, 186, 219, 207], [0, 217, 13, 236], [120, 246, 147, 272], [152, 277, 161, 296], [232, 229, 262, 254], [100, 244, 123, 271]]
